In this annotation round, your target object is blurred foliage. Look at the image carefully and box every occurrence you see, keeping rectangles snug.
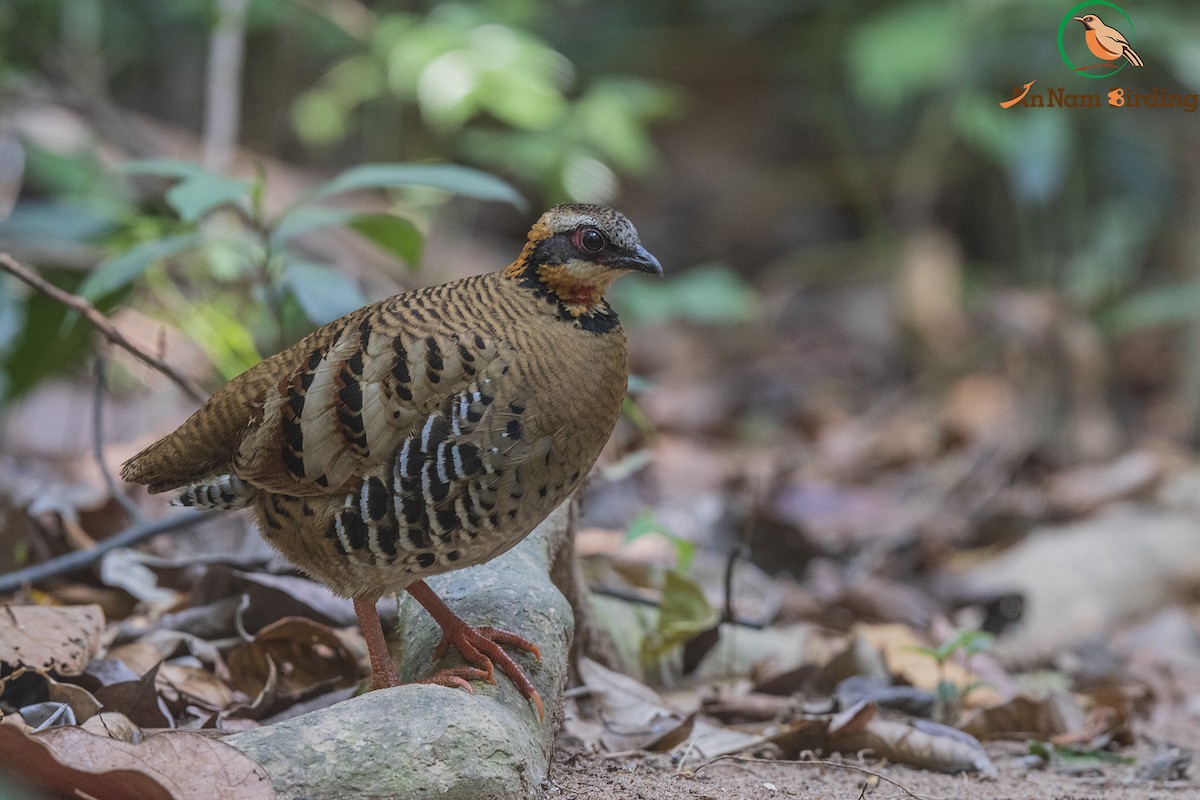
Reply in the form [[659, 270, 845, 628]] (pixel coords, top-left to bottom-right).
[[0, 150, 524, 399], [290, 3, 684, 203], [2, 0, 1200, 415]]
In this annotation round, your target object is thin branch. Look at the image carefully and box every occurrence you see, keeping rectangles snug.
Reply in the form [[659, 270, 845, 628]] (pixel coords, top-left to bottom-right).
[[0, 510, 218, 595], [0, 252, 206, 403]]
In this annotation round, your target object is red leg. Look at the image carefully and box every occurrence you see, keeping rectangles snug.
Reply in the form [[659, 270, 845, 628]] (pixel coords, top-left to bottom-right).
[[406, 579, 545, 719], [353, 595, 488, 693], [352, 595, 401, 690]]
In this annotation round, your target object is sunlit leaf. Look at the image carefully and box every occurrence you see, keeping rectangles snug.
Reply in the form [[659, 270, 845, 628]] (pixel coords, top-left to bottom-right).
[[349, 213, 423, 267], [310, 163, 526, 209], [641, 569, 718, 664], [285, 261, 368, 326]]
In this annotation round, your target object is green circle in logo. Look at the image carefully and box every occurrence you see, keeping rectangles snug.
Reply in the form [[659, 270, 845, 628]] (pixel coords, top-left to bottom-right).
[[1058, 0, 1136, 79]]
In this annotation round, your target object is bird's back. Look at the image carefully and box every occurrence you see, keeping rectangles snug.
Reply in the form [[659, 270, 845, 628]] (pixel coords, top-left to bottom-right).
[[122, 267, 629, 596]]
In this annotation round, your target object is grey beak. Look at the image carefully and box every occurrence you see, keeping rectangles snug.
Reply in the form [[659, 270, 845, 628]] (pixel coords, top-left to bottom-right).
[[617, 243, 663, 276]]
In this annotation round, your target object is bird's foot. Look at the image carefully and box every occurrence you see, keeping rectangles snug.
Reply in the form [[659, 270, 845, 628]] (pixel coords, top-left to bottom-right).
[[432, 623, 544, 718], [407, 580, 545, 719]]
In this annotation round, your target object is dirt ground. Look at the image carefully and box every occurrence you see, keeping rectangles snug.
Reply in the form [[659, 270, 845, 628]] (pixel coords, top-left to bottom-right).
[[543, 668, 1200, 800], [545, 748, 1197, 800]]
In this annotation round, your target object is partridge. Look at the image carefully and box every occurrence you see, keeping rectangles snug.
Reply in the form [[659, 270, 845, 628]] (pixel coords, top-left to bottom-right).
[[121, 205, 662, 717]]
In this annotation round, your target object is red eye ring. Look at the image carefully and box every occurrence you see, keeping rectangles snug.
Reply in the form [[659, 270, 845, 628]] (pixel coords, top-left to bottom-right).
[[575, 227, 606, 254]]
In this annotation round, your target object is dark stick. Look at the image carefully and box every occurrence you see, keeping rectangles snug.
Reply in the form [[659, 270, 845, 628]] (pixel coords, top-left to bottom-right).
[[0, 252, 207, 403], [0, 510, 218, 595]]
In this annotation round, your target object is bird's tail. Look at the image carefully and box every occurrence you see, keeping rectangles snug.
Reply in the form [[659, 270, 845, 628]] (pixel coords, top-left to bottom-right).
[[173, 474, 259, 510], [1124, 47, 1143, 67]]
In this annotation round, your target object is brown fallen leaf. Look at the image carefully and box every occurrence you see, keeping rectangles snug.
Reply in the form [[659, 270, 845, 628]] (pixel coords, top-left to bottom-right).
[[0, 724, 274, 799], [107, 641, 172, 677], [225, 617, 359, 719], [829, 701, 997, 777], [48, 677, 103, 725], [93, 662, 174, 729], [81, 711, 141, 742], [574, 657, 694, 752], [0, 604, 104, 676], [157, 663, 237, 712], [959, 691, 1084, 741]]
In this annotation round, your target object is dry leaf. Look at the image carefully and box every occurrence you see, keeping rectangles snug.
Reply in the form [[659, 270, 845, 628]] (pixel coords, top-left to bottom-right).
[[157, 664, 236, 711], [226, 617, 358, 719], [81, 711, 141, 742], [0, 604, 104, 676], [0, 724, 274, 799], [959, 691, 1084, 741], [107, 641, 172, 676], [47, 678, 103, 725], [576, 658, 694, 752], [93, 662, 173, 729], [828, 701, 997, 777]]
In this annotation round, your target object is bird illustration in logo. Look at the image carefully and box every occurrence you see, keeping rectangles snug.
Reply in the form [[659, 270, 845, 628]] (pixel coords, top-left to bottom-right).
[[1074, 14, 1143, 67]]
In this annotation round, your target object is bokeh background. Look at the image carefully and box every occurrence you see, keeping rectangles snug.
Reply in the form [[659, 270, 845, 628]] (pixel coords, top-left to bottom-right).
[[5, 2, 1200, 789]]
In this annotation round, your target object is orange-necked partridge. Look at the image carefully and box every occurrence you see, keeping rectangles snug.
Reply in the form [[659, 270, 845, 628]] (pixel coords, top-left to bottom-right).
[[121, 204, 662, 717]]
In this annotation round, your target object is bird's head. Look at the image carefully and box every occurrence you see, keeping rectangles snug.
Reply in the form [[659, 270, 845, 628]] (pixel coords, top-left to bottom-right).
[[1074, 14, 1103, 29], [508, 204, 662, 319]]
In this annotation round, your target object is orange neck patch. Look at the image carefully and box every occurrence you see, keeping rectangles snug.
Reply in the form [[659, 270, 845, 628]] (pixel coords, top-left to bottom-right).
[[535, 264, 609, 315]]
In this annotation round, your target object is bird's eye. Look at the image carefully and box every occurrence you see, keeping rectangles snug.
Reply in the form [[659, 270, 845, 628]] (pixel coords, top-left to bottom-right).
[[577, 227, 606, 254]]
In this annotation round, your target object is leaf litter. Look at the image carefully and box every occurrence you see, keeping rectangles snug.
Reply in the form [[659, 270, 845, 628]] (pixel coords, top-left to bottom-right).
[[4, 259, 1200, 800]]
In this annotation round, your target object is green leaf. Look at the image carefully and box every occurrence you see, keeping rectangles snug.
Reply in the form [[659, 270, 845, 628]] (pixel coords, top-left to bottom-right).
[[848, 2, 962, 108], [1099, 282, 1200, 336], [165, 173, 253, 222], [641, 569, 719, 664], [310, 163, 526, 210], [269, 207, 360, 247], [349, 213, 424, 267], [285, 261, 368, 326], [625, 511, 694, 571], [1028, 741, 1135, 767], [78, 233, 198, 300], [1, 269, 107, 401]]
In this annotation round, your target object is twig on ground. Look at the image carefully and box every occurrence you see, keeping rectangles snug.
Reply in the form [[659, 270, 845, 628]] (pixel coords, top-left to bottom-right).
[[0, 252, 206, 402], [684, 754, 947, 800], [0, 510, 218, 595]]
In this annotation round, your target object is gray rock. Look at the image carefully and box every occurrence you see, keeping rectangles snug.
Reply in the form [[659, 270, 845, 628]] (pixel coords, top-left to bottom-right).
[[227, 502, 574, 800]]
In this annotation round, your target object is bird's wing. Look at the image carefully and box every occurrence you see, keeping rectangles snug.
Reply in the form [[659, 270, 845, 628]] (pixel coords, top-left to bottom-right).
[[120, 283, 517, 496], [230, 293, 517, 497], [326, 364, 548, 572]]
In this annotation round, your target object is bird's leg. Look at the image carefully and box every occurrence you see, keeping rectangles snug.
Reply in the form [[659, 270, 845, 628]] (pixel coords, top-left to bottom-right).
[[352, 595, 401, 690], [405, 579, 545, 719], [352, 594, 485, 693]]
